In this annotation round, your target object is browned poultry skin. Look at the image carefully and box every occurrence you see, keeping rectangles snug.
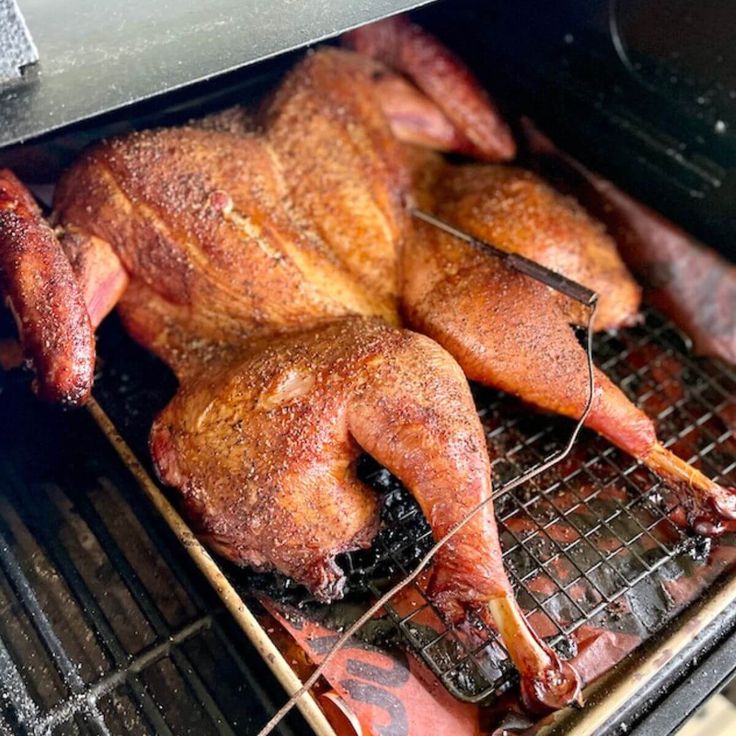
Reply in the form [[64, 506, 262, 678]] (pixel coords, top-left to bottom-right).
[[260, 49, 409, 323], [50, 116, 525, 612], [421, 162, 643, 331], [47, 48, 520, 613], [149, 312, 579, 712], [57, 226, 129, 329], [0, 169, 94, 404], [367, 72, 474, 154], [262, 49, 637, 334], [402, 165, 736, 533], [0, 45, 582, 713], [51, 122, 507, 604], [402, 217, 655, 453], [8, 30, 736, 705]]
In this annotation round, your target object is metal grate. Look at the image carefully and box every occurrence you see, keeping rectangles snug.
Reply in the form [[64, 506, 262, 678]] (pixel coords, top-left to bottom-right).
[[0, 379, 301, 735], [336, 307, 736, 702], [90, 306, 736, 707]]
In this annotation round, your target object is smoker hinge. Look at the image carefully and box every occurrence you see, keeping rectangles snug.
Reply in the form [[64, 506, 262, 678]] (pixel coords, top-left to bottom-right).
[[0, 0, 39, 84]]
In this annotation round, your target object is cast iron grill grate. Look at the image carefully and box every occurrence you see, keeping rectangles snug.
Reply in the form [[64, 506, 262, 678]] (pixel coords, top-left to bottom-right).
[[90, 305, 736, 708], [0, 384, 299, 735]]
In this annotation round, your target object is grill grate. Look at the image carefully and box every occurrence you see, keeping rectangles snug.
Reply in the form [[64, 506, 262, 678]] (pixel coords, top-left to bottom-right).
[[0, 383, 301, 735]]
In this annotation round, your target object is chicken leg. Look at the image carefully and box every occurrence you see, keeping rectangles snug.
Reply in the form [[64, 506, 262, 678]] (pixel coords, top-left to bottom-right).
[[346, 17, 736, 533], [401, 206, 736, 534]]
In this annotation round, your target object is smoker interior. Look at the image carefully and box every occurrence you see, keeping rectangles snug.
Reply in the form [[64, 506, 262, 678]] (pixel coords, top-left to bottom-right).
[[4, 297, 733, 734], [1, 0, 736, 734], [421, 0, 736, 258], [0, 366, 308, 735]]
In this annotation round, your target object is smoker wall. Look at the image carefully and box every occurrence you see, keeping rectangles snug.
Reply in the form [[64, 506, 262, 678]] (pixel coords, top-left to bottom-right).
[[415, 0, 736, 260]]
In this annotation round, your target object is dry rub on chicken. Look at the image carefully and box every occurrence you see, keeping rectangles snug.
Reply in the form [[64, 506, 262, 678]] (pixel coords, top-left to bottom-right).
[[1, 13, 734, 712], [0, 39, 579, 713]]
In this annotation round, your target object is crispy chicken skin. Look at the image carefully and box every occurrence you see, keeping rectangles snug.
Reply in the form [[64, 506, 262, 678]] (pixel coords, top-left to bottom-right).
[[401, 223, 653, 451], [150, 317, 507, 607], [0, 170, 94, 404], [1, 24, 732, 707], [261, 49, 411, 320], [0, 42, 583, 712], [339, 20, 735, 534], [419, 161, 642, 331], [2, 25, 733, 708]]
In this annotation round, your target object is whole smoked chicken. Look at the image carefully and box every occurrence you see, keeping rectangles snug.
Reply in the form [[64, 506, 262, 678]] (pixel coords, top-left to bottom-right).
[[0, 49, 580, 712], [2, 14, 734, 714]]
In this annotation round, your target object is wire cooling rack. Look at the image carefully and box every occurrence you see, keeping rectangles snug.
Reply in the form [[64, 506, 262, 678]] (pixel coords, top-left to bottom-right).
[[92, 306, 736, 705], [334, 307, 736, 702]]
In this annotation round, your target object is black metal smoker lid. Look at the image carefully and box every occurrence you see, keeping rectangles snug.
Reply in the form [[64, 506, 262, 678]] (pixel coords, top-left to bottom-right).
[[0, 0, 435, 149]]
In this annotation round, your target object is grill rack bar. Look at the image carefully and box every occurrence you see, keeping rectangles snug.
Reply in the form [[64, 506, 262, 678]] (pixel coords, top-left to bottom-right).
[[0, 463, 213, 735], [0, 523, 110, 733], [0, 417, 304, 736]]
